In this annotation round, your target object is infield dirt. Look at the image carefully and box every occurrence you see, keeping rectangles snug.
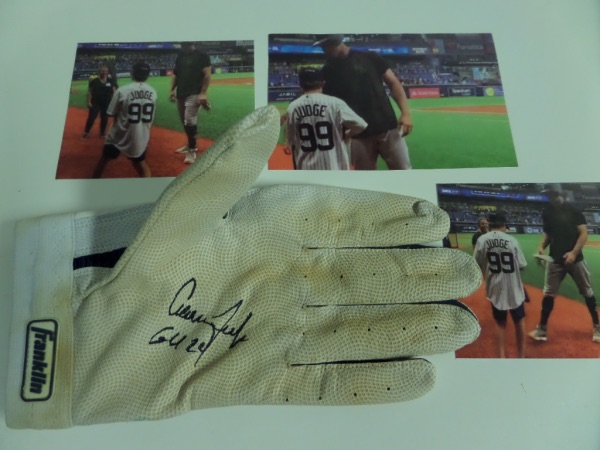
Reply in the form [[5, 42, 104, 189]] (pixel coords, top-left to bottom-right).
[[457, 283, 600, 359]]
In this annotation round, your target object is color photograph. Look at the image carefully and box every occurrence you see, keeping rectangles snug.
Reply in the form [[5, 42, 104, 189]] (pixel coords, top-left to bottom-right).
[[268, 33, 517, 171], [56, 40, 254, 179], [437, 182, 600, 359]]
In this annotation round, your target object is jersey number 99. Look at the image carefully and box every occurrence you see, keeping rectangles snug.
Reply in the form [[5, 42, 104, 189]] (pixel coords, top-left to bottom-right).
[[128, 102, 155, 124], [298, 121, 334, 152], [487, 251, 515, 274]]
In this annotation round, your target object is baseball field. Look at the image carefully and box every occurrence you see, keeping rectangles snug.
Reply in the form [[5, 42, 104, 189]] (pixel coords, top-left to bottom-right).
[[268, 95, 516, 170], [56, 72, 254, 179], [454, 232, 600, 358]]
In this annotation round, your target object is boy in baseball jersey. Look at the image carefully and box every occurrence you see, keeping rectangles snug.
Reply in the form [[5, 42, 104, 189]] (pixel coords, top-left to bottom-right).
[[92, 61, 157, 178], [285, 68, 367, 170], [474, 213, 528, 358]]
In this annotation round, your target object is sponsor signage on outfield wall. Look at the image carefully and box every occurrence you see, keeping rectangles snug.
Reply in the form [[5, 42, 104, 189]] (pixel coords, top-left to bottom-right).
[[484, 86, 504, 96], [524, 226, 544, 234], [453, 224, 478, 233], [78, 42, 179, 49], [438, 186, 547, 202], [408, 87, 440, 99], [269, 45, 323, 54], [268, 44, 422, 55], [448, 87, 475, 97], [268, 88, 302, 102]]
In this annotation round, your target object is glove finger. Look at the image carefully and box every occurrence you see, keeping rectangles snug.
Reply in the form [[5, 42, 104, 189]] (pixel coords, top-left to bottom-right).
[[295, 247, 482, 304], [292, 301, 479, 363], [113, 105, 280, 272], [276, 358, 436, 405], [236, 184, 450, 246]]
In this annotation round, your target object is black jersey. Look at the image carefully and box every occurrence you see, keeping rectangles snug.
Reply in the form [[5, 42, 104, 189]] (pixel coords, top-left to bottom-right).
[[322, 50, 397, 137], [173, 50, 211, 99], [542, 202, 587, 264], [472, 230, 485, 247], [88, 77, 114, 106]]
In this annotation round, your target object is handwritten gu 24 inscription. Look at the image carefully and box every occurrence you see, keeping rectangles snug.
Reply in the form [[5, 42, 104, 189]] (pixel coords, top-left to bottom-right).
[[149, 278, 253, 365]]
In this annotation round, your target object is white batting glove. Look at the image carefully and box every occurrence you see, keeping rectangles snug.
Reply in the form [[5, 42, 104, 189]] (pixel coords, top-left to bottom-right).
[[6, 106, 481, 429]]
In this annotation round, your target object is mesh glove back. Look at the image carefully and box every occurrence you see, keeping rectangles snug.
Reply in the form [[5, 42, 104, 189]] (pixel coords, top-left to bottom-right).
[[7, 105, 481, 429]]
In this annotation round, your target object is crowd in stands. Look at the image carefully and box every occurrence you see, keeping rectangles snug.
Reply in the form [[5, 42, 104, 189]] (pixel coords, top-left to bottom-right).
[[269, 63, 299, 87], [268, 60, 501, 88], [74, 52, 248, 74], [584, 212, 600, 226], [441, 201, 546, 226], [393, 62, 440, 85], [75, 53, 177, 71]]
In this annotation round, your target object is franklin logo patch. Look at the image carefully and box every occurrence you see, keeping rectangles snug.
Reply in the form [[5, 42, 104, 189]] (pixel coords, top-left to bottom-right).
[[21, 320, 58, 402]]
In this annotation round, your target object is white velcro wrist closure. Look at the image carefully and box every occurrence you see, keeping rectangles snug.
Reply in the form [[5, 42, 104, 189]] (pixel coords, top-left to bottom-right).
[[7, 213, 76, 429]]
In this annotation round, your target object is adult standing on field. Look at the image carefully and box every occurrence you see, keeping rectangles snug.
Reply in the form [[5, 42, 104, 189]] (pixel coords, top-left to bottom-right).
[[529, 189, 600, 343], [472, 216, 489, 249], [169, 41, 212, 164], [82, 66, 116, 140], [314, 34, 413, 170]]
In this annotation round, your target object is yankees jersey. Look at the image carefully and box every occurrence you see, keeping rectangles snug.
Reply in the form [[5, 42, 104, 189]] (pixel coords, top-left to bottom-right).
[[286, 92, 367, 170], [474, 230, 527, 310], [105, 82, 157, 158]]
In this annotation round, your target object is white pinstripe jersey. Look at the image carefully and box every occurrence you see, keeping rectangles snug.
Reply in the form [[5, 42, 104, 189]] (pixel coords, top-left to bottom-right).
[[105, 82, 157, 158], [474, 230, 527, 310], [286, 93, 367, 170]]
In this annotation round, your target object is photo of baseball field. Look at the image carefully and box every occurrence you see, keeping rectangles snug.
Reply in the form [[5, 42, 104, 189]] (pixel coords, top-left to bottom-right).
[[437, 183, 600, 358], [268, 33, 517, 170], [56, 40, 254, 179]]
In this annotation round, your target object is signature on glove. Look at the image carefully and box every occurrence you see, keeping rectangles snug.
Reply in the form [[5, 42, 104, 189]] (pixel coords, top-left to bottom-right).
[[149, 278, 252, 365]]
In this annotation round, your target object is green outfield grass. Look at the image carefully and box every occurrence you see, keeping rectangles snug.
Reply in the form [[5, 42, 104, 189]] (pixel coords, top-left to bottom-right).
[[69, 73, 254, 140], [457, 232, 600, 304], [273, 95, 517, 170]]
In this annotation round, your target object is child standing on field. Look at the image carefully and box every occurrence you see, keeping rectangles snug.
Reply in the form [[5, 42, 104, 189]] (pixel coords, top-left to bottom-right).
[[474, 212, 528, 358]]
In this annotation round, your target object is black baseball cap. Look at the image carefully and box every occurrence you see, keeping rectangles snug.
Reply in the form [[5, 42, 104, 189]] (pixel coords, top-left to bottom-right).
[[313, 34, 343, 47], [132, 61, 151, 80], [298, 67, 323, 85], [488, 212, 507, 228], [542, 189, 561, 199]]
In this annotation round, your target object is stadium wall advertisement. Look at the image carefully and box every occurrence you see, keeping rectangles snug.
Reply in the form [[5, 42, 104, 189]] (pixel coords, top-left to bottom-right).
[[269, 84, 505, 101], [453, 224, 600, 235], [268, 87, 301, 102], [453, 224, 478, 233], [448, 87, 476, 97], [484, 86, 504, 96], [408, 87, 440, 98]]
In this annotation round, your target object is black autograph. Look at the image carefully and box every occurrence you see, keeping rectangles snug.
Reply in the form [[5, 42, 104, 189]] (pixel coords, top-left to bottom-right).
[[149, 278, 252, 365]]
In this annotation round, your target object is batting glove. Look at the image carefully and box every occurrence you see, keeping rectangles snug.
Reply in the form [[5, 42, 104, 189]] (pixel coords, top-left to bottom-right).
[[6, 105, 481, 429]]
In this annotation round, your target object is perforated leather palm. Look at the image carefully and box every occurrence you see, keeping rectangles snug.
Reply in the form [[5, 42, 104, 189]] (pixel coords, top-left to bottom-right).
[[7, 105, 481, 429]]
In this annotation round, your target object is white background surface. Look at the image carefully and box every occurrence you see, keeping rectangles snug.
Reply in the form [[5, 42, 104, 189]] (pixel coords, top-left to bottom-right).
[[1, 0, 599, 448]]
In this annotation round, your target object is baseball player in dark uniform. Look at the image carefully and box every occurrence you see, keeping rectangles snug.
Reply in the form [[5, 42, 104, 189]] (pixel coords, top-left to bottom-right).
[[471, 217, 489, 249], [82, 66, 116, 140], [474, 213, 528, 358], [313, 34, 413, 171], [529, 189, 600, 342], [92, 61, 157, 178], [169, 42, 212, 164]]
